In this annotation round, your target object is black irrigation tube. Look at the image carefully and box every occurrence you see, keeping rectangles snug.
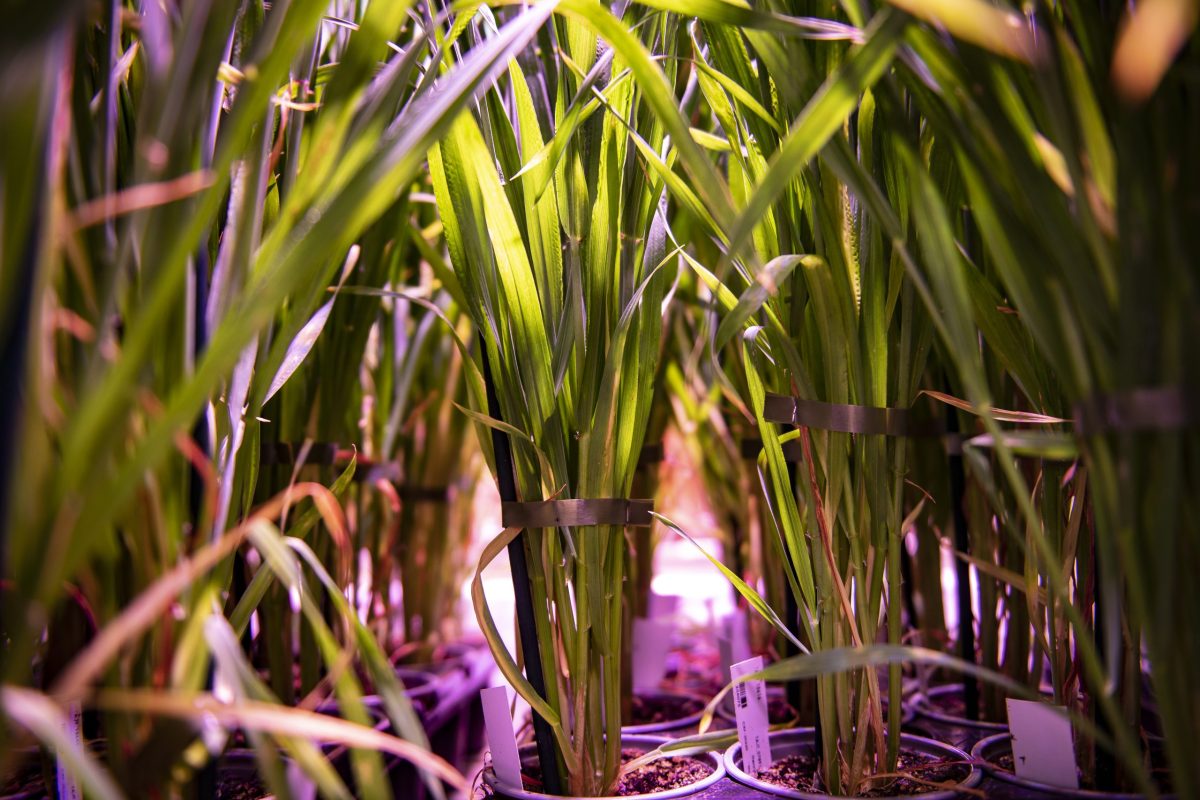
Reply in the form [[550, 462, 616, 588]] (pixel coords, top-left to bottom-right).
[[481, 349, 564, 795]]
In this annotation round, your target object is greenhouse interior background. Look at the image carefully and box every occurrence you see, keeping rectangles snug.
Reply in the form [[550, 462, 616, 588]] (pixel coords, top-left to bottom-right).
[[1, 0, 1197, 798]]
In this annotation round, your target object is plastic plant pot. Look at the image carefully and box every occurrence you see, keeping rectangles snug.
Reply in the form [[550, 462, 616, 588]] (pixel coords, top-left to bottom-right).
[[908, 684, 1008, 731], [906, 684, 1006, 750], [724, 727, 982, 799], [423, 645, 495, 771], [482, 733, 727, 800], [971, 732, 1174, 799], [359, 667, 441, 719], [623, 690, 708, 736], [715, 690, 912, 734], [714, 685, 799, 730]]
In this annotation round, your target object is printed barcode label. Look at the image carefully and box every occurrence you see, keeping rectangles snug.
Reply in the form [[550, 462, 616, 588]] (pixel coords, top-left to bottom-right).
[[56, 702, 82, 800], [730, 656, 772, 776]]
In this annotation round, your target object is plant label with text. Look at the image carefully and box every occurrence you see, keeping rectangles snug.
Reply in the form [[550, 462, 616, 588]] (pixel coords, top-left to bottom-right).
[[1006, 699, 1079, 789], [724, 610, 751, 662], [633, 617, 674, 690], [56, 703, 82, 800], [482, 686, 523, 789], [731, 656, 772, 776]]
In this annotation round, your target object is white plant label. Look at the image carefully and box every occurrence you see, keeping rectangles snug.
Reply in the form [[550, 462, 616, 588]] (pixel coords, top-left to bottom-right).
[[648, 591, 680, 619], [481, 686, 523, 789], [731, 656, 772, 776], [724, 610, 752, 663], [1006, 699, 1079, 789], [717, 634, 733, 680], [633, 617, 673, 690], [718, 609, 751, 682], [56, 702, 83, 800], [286, 760, 317, 800]]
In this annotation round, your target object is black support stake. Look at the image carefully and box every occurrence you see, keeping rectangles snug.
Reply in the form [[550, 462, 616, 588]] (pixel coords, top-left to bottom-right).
[[946, 408, 979, 721], [482, 350, 563, 796]]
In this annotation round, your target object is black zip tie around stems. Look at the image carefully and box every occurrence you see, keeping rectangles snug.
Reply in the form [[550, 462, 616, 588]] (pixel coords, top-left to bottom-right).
[[501, 498, 654, 528], [763, 393, 947, 437], [259, 444, 454, 500], [259, 440, 340, 466], [1073, 385, 1196, 435]]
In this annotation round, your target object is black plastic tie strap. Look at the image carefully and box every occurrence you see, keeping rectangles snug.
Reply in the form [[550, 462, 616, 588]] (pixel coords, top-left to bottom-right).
[[260, 441, 339, 466], [395, 484, 452, 503], [763, 393, 945, 437], [353, 461, 400, 484], [501, 498, 654, 528], [740, 437, 804, 462], [1073, 386, 1196, 435]]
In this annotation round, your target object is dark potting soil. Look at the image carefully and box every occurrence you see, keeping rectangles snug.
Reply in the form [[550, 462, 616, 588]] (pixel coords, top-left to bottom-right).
[[1, 758, 43, 797], [617, 750, 713, 795], [516, 748, 714, 796], [216, 773, 269, 800], [631, 694, 704, 726], [755, 751, 970, 797]]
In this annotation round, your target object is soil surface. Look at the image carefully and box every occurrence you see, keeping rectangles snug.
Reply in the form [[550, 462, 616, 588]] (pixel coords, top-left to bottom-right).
[[514, 747, 714, 796], [616, 750, 714, 795], [216, 774, 269, 800], [755, 750, 970, 797], [630, 693, 704, 726], [1, 758, 43, 798]]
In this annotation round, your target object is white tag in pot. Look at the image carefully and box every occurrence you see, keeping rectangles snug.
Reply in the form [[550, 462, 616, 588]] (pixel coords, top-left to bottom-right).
[[481, 686, 523, 788], [286, 760, 317, 800], [718, 609, 751, 683], [731, 656, 772, 775], [723, 610, 751, 663], [55, 702, 83, 800], [1006, 699, 1079, 789], [632, 617, 674, 691], [648, 591, 680, 619]]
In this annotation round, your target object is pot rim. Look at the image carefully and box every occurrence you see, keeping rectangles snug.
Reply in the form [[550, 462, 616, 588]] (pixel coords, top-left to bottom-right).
[[715, 696, 915, 731], [909, 684, 1007, 731], [359, 666, 442, 709], [724, 726, 982, 800], [482, 733, 726, 800], [971, 732, 1174, 799], [622, 690, 708, 735]]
